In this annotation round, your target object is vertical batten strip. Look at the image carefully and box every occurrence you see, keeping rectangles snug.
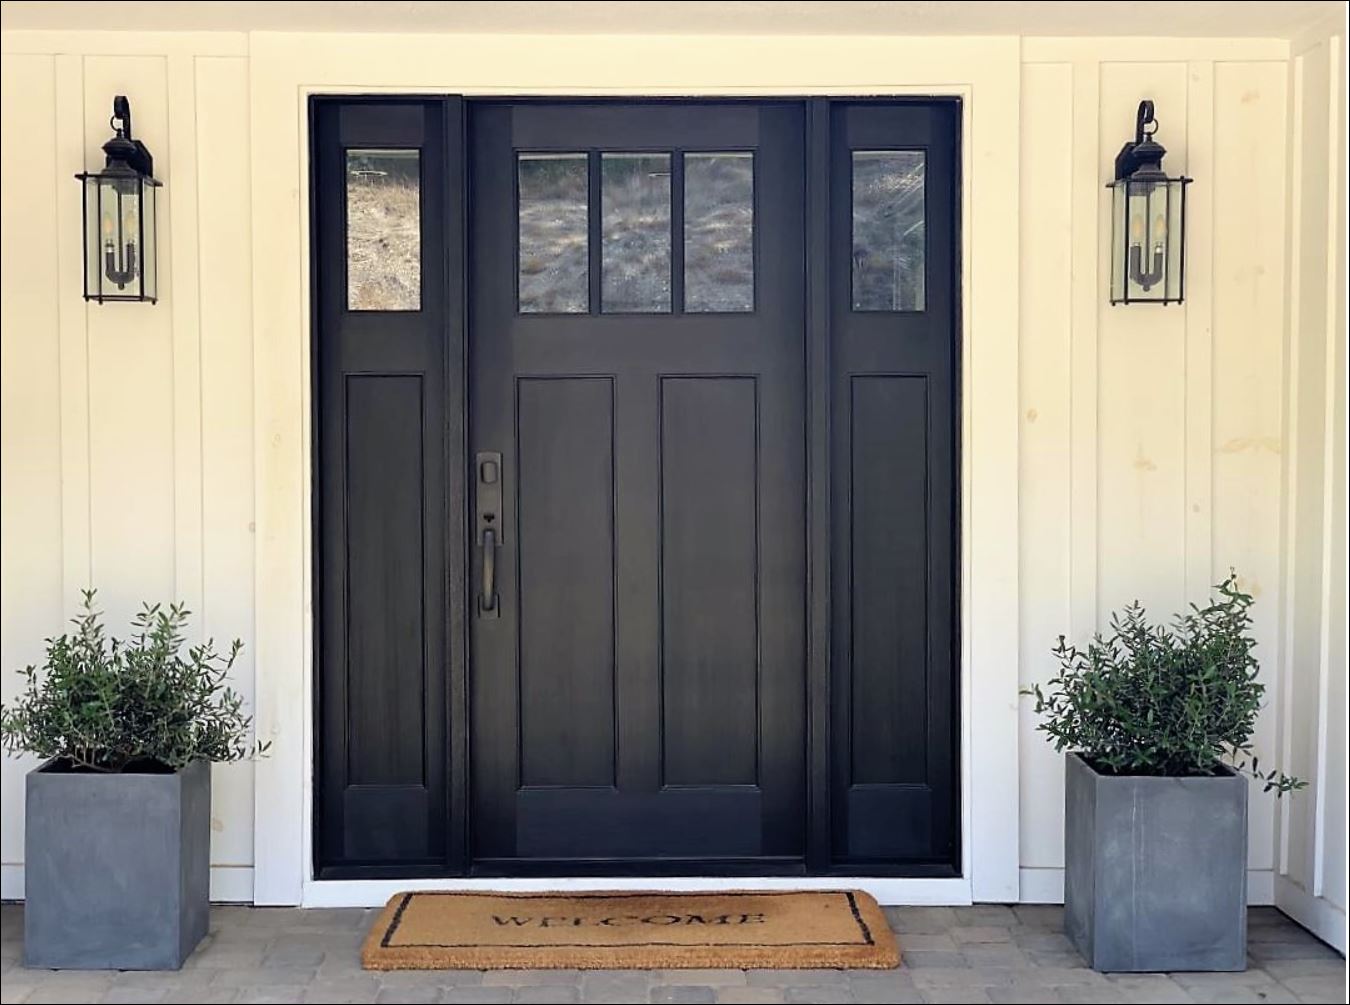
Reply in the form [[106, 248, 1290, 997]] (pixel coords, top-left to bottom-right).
[[1310, 37, 1342, 899], [55, 53, 92, 613], [248, 40, 306, 906], [1069, 60, 1100, 639], [195, 52, 260, 879], [1183, 61, 1215, 605], [1016, 60, 1074, 878], [1275, 51, 1306, 882], [168, 52, 205, 624]]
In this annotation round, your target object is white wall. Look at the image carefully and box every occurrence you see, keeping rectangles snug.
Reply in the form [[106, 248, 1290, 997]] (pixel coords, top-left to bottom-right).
[[1274, 15, 1347, 952], [1017, 37, 1292, 910], [0, 27, 1340, 937]]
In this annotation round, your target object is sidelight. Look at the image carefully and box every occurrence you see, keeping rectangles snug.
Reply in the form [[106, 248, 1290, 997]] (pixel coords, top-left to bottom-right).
[[851, 150, 926, 312]]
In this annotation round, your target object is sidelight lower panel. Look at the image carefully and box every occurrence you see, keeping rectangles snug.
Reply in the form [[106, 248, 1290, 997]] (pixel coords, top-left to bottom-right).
[[845, 784, 934, 860]]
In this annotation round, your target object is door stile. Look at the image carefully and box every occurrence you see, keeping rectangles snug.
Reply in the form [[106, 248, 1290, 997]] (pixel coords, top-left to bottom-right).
[[443, 95, 470, 876], [804, 98, 833, 873]]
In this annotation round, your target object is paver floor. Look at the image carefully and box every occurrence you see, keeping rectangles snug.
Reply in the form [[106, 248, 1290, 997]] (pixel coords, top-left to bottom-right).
[[1, 904, 1343, 1004]]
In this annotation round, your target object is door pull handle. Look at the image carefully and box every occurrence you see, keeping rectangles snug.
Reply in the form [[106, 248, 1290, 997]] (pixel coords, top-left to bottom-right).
[[480, 527, 499, 615], [475, 451, 503, 619]]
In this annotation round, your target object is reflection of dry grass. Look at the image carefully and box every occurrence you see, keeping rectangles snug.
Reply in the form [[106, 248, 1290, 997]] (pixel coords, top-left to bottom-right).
[[519, 197, 588, 312], [600, 155, 671, 311], [519, 156, 589, 312], [345, 154, 814, 315], [686, 155, 753, 311], [347, 175, 421, 311], [519, 153, 758, 313]]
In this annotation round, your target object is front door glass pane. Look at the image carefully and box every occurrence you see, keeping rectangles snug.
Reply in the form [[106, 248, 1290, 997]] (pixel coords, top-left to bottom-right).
[[602, 153, 672, 313], [684, 152, 755, 313], [518, 153, 590, 314]]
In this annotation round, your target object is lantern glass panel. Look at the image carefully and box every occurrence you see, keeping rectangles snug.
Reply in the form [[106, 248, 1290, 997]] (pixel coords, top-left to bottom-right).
[[1126, 181, 1163, 302], [140, 179, 158, 302], [83, 173, 155, 301], [82, 177, 103, 300], [1111, 176, 1188, 304], [1164, 178, 1184, 301], [1110, 182, 1128, 303]]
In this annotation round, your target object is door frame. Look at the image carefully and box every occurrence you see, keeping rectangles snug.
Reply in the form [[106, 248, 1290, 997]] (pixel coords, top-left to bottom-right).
[[311, 95, 957, 881], [249, 31, 1022, 907]]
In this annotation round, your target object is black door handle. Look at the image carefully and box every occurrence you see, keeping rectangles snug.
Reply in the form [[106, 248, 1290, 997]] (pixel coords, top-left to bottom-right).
[[475, 451, 503, 618], [480, 527, 498, 615]]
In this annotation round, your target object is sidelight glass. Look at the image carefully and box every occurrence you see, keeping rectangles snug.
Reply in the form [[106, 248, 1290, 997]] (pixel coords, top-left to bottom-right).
[[346, 149, 421, 311], [684, 152, 755, 313], [518, 153, 590, 313], [851, 150, 926, 312], [602, 153, 672, 313]]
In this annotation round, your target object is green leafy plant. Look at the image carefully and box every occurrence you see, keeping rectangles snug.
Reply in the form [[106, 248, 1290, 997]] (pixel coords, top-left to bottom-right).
[[1, 591, 268, 773], [1023, 573, 1303, 795]]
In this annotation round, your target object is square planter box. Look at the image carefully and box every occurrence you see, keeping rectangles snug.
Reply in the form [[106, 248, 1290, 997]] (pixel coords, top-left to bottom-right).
[[1064, 752, 1248, 972], [24, 759, 211, 970]]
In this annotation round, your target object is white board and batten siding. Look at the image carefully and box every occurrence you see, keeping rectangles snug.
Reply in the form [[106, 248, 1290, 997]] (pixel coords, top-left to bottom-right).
[[0, 33, 257, 903], [0, 27, 1344, 951], [1018, 38, 1291, 903]]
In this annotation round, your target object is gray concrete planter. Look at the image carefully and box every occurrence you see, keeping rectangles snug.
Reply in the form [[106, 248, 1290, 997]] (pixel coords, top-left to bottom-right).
[[24, 759, 211, 970], [1064, 752, 1248, 972]]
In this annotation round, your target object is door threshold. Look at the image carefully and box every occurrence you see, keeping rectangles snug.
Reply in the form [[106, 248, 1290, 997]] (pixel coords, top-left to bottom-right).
[[300, 875, 973, 909]]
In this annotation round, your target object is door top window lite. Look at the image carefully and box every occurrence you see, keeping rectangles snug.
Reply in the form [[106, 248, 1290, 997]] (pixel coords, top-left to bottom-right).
[[515, 150, 757, 316]]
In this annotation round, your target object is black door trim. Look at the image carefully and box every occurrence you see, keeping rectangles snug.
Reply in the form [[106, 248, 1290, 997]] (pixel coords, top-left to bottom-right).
[[312, 95, 961, 881]]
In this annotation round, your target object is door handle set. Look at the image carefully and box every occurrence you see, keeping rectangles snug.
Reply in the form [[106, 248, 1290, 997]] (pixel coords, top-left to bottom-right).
[[475, 451, 502, 618]]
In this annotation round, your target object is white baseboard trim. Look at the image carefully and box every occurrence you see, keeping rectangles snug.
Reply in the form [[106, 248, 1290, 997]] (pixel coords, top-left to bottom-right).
[[209, 865, 256, 903], [2, 863, 254, 904], [1018, 867, 1276, 906], [1, 863, 22, 901], [301, 876, 975, 909], [1274, 874, 1347, 953], [1018, 866, 1065, 903], [1248, 869, 1275, 906]]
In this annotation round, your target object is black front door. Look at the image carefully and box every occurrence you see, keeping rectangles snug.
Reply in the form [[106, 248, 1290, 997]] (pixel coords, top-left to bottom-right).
[[313, 97, 959, 879], [467, 102, 807, 869]]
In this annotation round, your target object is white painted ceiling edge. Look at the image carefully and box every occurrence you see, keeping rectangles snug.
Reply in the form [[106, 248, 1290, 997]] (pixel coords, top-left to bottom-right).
[[0, 0, 1343, 38]]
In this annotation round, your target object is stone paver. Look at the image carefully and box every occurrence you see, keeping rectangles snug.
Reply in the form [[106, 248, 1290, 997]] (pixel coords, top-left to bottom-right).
[[0, 905, 1341, 1004]]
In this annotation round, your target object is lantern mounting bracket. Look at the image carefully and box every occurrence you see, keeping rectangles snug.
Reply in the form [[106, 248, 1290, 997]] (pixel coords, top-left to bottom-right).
[[104, 95, 154, 178], [1113, 99, 1167, 181]]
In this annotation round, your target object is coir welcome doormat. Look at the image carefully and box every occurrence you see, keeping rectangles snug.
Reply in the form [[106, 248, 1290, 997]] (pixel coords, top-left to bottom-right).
[[362, 890, 899, 970]]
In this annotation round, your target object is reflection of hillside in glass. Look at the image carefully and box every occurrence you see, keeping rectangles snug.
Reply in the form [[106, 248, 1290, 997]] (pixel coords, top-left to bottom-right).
[[346, 149, 421, 311], [685, 153, 754, 313], [603, 154, 672, 313], [518, 153, 589, 313], [852, 151, 925, 312]]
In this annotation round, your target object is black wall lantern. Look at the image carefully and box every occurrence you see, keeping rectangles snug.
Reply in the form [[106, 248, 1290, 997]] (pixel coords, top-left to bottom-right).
[[1107, 100, 1191, 305], [76, 96, 161, 303]]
